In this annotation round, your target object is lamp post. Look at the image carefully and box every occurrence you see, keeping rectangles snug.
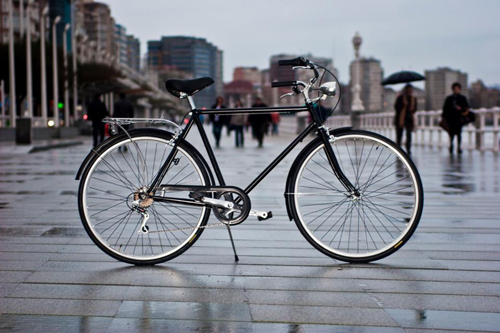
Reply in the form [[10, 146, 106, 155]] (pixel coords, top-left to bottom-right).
[[52, 16, 61, 127], [351, 32, 365, 112], [26, 0, 34, 119], [8, 0, 16, 127], [63, 23, 70, 127], [72, 1, 78, 122], [40, 6, 49, 126], [19, 0, 24, 39]]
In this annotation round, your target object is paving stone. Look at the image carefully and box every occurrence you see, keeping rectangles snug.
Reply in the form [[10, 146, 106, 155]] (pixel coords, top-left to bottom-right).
[[116, 301, 252, 321], [385, 309, 500, 332]]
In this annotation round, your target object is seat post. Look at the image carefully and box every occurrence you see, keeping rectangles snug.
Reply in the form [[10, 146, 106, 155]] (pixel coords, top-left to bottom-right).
[[187, 96, 196, 110]]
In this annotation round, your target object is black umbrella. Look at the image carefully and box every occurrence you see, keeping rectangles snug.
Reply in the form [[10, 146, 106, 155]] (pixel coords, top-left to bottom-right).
[[382, 71, 425, 85]]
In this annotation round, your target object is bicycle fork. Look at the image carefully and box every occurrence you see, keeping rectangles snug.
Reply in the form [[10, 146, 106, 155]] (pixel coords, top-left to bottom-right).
[[318, 127, 360, 197]]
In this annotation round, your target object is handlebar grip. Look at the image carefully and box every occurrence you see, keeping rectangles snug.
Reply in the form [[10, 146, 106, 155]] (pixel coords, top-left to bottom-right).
[[271, 81, 297, 88], [278, 57, 308, 67]]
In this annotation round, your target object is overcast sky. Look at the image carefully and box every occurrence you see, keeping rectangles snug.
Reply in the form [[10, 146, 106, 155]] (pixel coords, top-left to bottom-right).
[[101, 0, 500, 86]]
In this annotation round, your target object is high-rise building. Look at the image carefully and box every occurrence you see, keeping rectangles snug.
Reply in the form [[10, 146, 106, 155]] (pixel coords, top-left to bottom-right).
[[0, 0, 46, 44], [114, 23, 127, 65], [349, 57, 383, 112], [425, 67, 467, 110], [147, 36, 223, 107], [126, 34, 140, 72], [48, 0, 72, 49], [81, 1, 114, 56]]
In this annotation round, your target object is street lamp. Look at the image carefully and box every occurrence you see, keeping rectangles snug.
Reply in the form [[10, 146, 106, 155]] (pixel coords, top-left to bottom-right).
[[26, 0, 35, 119], [8, 0, 16, 127], [52, 15, 61, 127], [63, 23, 70, 127], [40, 6, 49, 126], [71, 1, 78, 122], [351, 32, 365, 112]]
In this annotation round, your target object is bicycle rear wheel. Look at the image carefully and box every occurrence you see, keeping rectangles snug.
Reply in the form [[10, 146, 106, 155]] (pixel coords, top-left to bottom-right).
[[78, 130, 211, 265], [289, 130, 423, 263]]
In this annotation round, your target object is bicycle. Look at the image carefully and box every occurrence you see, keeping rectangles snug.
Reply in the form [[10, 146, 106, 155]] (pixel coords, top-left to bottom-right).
[[76, 57, 424, 265]]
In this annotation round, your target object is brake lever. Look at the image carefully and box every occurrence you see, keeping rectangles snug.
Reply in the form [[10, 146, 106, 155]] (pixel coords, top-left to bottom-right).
[[280, 86, 302, 100], [292, 66, 310, 70], [279, 92, 295, 100]]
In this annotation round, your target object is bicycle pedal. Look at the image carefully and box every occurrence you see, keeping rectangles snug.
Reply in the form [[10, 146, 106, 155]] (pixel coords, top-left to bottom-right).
[[257, 211, 273, 221]]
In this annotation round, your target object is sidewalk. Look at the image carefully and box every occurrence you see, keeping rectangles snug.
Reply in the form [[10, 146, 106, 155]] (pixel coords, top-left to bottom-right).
[[0, 128, 499, 332]]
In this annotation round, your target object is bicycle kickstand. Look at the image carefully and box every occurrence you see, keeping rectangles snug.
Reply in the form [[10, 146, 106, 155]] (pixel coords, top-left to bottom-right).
[[225, 225, 239, 262]]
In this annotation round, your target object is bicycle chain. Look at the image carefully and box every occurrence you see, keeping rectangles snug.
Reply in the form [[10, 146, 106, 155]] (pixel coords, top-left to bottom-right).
[[146, 221, 228, 234]]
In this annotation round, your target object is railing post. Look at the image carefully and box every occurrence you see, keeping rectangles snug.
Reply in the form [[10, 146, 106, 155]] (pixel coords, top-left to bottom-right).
[[493, 109, 499, 152]]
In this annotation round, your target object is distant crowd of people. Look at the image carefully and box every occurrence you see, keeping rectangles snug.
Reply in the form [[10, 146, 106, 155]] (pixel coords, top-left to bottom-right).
[[86, 93, 280, 149], [208, 96, 280, 148], [394, 82, 471, 155], [87, 83, 470, 155]]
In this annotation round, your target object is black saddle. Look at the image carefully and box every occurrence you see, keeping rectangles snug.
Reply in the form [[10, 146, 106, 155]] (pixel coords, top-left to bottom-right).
[[165, 77, 214, 98]]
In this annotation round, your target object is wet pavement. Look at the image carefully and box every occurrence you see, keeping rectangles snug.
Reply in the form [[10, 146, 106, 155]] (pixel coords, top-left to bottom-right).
[[0, 126, 499, 332]]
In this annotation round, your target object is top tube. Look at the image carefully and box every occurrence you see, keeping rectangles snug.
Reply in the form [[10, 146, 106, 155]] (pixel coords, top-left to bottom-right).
[[197, 105, 309, 115]]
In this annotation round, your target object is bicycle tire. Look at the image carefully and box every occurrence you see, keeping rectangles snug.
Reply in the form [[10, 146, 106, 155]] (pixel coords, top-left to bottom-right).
[[288, 130, 424, 263], [78, 129, 211, 265]]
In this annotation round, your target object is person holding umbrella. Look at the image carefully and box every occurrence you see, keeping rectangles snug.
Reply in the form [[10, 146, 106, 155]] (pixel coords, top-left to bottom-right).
[[382, 70, 425, 156], [394, 84, 417, 155]]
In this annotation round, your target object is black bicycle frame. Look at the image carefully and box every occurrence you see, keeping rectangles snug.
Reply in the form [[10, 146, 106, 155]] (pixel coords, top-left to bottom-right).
[[147, 102, 357, 201]]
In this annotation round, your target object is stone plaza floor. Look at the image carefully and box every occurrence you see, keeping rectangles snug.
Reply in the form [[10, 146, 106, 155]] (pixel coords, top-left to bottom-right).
[[0, 126, 499, 332]]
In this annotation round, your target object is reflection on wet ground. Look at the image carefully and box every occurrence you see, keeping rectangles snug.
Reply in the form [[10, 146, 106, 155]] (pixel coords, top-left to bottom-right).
[[0, 134, 499, 332]]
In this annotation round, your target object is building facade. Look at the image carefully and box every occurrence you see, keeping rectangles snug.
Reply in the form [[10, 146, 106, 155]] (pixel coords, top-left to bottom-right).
[[233, 66, 262, 85], [349, 57, 384, 112], [425, 67, 468, 110], [147, 36, 223, 108], [469, 80, 500, 108], [0, 0, 46, 44], [81, 1, 114, 57], [114, 23, 127, 65], [126, 34, 140, 72]]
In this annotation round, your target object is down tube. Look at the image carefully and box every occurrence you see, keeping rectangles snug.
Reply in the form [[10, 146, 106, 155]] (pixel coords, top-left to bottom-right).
[[244, 123, 315, 194]]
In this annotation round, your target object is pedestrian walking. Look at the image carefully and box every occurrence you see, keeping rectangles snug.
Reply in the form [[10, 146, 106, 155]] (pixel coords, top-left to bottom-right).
[[113, 92, 134, 151], [87, 93, 109, 148], [442, 82, 471, 154], [209, 96, 227, 148], [394, 84, 417, 155], [271, 112, 280, 136], [113, 92, 134, 130], [248, 97, 272, 148], [230, 100, 246, 147]]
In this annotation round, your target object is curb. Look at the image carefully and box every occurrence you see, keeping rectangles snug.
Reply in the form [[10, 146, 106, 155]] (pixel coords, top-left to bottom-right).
[[28, 141, 84, 154]]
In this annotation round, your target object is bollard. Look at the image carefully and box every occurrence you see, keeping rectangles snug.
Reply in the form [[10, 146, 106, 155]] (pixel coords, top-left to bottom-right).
[[16, 117, 32, 144]]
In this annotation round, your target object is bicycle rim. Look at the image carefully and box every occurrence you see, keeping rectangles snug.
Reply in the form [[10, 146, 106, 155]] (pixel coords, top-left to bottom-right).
[[293, 132, 422, 260], [80, 135, 208, 262]]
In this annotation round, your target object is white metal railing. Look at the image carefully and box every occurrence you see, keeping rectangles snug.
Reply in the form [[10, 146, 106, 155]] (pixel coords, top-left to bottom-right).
[[279, 107, 500, 153], [357, 107, 500, 152]]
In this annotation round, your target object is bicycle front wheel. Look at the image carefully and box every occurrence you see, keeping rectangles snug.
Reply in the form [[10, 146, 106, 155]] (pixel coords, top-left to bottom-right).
[[78, 130, 211, 265], [289, 130, 423, 263]]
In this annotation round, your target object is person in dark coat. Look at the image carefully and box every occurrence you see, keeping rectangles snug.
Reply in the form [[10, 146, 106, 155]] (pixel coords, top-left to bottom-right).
[[442, 82, 470, 154], [87, 93, 109, 147], [113, 92, 134, 130], [209, 96, 227, 148], [248, 97, 272, 148], [394, 84, 417, 155]]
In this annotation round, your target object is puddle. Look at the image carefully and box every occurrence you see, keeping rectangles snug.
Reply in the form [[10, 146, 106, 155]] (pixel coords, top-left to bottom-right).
[[41, 227, 85, 237]]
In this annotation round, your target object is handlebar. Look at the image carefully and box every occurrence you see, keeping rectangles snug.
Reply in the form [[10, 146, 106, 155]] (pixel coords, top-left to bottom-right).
[[277, 57, 319, 84], [271, 81, 297, 88], [278, 57, 308, 67]]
